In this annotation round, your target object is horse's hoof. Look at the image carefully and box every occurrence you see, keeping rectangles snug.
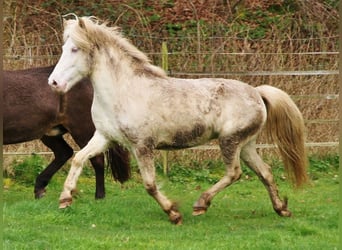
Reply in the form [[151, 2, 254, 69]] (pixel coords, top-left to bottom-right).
[[59, 198, 72, 209], [95, 192, 105, 200], [192, 207, 207, 216], [193, 194, 210, 216], [278, 210, 292, 217], [34, 188, 46, 199], [192, 202, 208, 216], [169, 211, 183, 225], [275, 197, 291, 217]]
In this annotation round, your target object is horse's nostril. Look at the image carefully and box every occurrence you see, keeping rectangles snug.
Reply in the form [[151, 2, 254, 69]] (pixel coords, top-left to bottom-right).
[[48, 79, 57, 86]]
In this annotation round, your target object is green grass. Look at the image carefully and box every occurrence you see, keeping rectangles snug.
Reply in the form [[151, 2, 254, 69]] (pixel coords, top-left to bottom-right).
[[3, 155, 339, 250]]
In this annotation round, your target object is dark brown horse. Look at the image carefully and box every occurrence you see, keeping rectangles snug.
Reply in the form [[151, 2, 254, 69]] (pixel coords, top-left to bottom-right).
[[4, 66, 130, 199]]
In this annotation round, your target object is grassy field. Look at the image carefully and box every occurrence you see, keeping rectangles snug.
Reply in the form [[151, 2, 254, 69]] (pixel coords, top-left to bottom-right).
[[3, 155, 339, 250]]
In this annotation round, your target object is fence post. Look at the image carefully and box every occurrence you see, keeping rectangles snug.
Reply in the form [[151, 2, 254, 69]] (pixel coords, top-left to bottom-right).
[[161, 41, 169, 175]]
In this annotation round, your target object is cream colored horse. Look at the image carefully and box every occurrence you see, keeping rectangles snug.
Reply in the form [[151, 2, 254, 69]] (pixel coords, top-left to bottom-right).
[[49, 15, 308, 224]]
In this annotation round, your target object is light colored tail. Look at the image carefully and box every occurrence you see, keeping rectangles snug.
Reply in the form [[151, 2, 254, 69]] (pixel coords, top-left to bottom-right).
[[256, 85, 308, 187]]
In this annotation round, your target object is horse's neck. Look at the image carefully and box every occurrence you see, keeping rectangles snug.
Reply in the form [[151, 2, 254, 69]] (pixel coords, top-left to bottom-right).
[[90, 50, 166, 110], [91, 57, 134, 104]]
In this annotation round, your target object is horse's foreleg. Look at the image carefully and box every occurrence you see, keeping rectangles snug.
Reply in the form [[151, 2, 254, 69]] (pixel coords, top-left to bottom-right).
[[133, 146, 182, 225], [59, 131, 109, 208], [241, 141, 291, 217], [193, 137, 242, 216], [68, 129, 106, 199]]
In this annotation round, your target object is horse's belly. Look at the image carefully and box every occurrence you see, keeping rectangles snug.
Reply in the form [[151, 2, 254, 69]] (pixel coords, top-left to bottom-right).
[[153, 122, 217, 150]]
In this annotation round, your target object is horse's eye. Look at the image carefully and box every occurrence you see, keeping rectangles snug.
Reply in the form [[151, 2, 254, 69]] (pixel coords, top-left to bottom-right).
[[71, 47, 79, 53]]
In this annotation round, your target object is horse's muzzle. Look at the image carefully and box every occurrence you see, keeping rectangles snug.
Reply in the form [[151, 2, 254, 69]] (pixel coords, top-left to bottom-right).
[[48, 79, 67, 93]]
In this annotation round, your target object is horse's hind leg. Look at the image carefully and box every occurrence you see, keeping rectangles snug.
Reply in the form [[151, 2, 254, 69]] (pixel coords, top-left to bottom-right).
[[133, 145, 182, 225], [88, 155, 106, 199], [241, 140, 291, 216], [36, 135, 73, 199], [193, 136, 242, 216]]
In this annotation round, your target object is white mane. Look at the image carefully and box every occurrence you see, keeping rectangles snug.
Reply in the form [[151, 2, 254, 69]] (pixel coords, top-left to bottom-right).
[[63, 15, 166, 78]]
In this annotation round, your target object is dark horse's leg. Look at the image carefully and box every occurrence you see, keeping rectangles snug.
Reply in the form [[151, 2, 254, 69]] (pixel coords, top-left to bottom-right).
[[35, 135, 73, 199], [89, 154, 106, 199]]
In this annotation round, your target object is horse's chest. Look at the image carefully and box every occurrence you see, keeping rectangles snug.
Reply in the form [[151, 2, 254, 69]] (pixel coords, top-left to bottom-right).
[[91, 102, 121, 139]]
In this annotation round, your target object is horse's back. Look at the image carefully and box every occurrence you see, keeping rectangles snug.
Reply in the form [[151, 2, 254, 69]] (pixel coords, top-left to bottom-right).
[[166, 77, 266, 125], [174, 77, 266, 135]]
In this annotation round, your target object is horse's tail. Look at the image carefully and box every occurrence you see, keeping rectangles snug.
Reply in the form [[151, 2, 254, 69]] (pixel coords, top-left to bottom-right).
[[256, 85, 308, 187], [106, 145, 131, 183]]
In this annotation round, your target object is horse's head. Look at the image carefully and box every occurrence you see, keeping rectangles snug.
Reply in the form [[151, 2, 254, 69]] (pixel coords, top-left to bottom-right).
[[48, 15, 93, 93], [49, 14, 166, 93]]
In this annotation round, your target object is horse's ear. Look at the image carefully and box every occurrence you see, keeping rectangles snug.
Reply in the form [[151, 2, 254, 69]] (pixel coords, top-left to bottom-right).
[[78, 18, 86, 29], [63, 18, 68, 28]]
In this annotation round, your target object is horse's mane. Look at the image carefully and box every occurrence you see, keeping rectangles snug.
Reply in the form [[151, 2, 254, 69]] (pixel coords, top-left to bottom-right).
[[63, 15, 166, 78]]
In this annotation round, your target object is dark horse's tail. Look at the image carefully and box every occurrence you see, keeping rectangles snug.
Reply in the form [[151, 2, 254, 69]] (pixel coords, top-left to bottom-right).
[[106, 145, 131, 183]]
